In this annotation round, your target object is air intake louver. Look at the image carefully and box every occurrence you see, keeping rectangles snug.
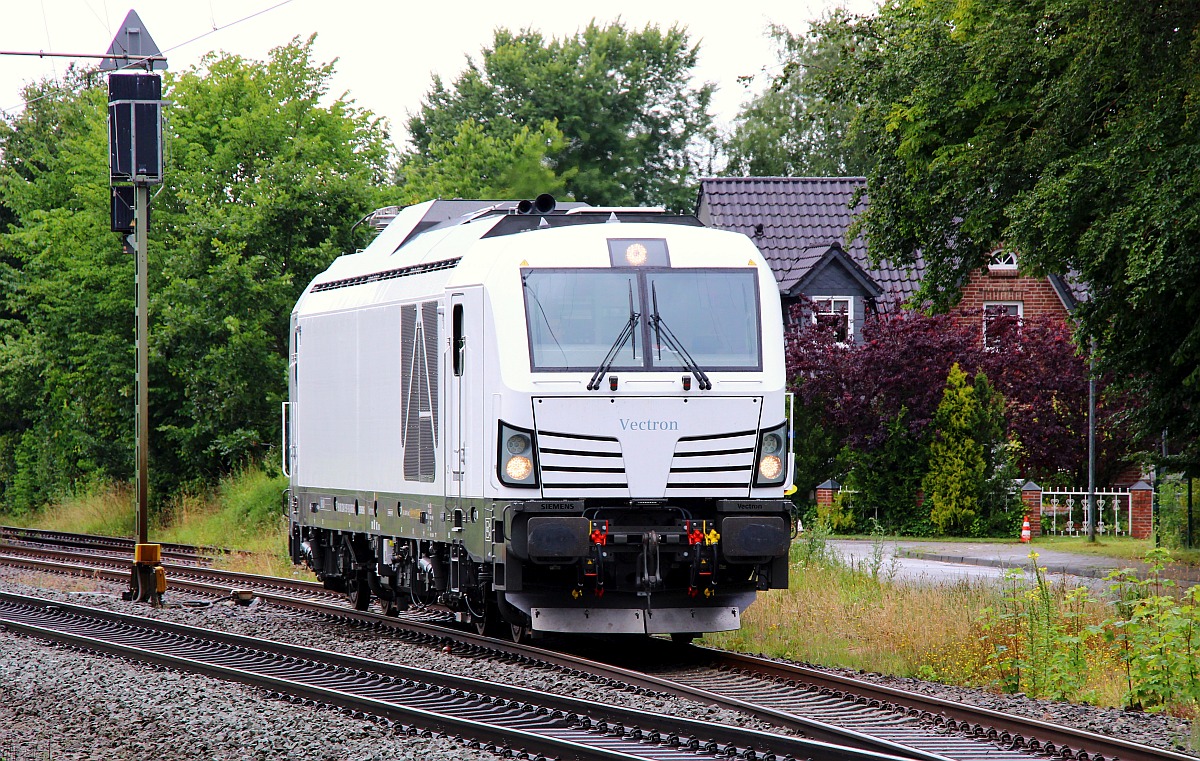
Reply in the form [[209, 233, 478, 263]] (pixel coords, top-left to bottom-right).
[[666, 429, 755, 496], [537, 430, 628, 497], [402, 301, 439, 482]]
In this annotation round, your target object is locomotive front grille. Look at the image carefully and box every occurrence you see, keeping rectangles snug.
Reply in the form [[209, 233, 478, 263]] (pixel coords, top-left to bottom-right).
[[536, 430, 629, 497], [666, 429, 756, 496]]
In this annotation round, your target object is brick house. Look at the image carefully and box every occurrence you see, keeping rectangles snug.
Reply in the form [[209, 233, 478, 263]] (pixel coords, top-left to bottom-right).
[[695, 176, 1086, 341], [697, 177, 1152, 534]]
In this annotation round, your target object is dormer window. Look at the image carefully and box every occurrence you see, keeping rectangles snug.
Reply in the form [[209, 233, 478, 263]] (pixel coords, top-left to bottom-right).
[[988, 248, 1018, 273], [812, 296, 854, 344]]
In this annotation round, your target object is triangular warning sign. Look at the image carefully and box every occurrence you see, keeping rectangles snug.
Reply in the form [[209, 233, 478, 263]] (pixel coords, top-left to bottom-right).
[[748, 260, 757, 266], [101, 10, 166, 71]]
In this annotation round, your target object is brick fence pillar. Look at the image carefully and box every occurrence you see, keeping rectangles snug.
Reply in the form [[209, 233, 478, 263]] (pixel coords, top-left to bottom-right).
[[816, 479, 840, 512], [1021, 480, 1042, 537], [1129, 480, 1153, 539]]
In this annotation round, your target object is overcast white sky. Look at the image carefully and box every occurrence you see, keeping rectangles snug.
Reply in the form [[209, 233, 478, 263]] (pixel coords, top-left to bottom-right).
[[1, 0, 878, 146]]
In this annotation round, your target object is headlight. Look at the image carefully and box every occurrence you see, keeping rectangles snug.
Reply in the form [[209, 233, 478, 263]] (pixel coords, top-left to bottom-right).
[[753, 421, 789, 487], [758, 455, 782, 481], [507, 434, 530, 455], [505, 456, 533, 481], [498, 421, 539, 488]]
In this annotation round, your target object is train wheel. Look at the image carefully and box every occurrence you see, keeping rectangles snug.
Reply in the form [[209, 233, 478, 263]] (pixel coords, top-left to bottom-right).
[[471, 599, 503, 638], [346, 572, 371, 611], [670, 632, 698, 645], [509, 623, 530, 644], [380, 595, 404, 617]]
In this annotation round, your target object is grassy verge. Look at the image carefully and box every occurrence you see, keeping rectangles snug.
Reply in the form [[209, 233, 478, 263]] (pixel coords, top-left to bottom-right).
[[705, 531, 1198, 720], [6, 469, 307, 579]]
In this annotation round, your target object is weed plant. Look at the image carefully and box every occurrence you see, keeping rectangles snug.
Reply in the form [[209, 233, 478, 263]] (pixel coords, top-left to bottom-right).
[[977, 555, 1109, 702], [706, 523, 993, 683], [978, 547, 1200, 716]]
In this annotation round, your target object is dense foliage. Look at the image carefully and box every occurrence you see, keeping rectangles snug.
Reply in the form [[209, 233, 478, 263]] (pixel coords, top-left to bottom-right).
[[0, 38, 391, 511], [722, 20, 871, 177], [403, 22, 715, 211], [806, 0, 1200, 468], [396, 119, 570, 204], [787, 304, 1140, 534], [0, 71, 126, 510]]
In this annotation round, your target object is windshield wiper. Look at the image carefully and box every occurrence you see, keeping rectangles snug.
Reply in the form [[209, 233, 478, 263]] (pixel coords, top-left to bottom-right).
[[651, 283, 712, 390], [587, 281, 639, 390]]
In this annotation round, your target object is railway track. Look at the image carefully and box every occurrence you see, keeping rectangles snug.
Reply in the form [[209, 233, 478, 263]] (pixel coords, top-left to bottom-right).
[[0, 541, 1192, 761], [622, 645, 1198, 761], [0, 525, 228, 565], [0, 590, 906, 761]]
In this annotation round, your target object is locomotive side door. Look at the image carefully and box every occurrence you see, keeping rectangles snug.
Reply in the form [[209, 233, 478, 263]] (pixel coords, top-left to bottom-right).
[[446, 291, 482, 524]]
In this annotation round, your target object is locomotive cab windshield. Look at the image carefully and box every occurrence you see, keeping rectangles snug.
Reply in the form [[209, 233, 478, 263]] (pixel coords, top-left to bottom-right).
[[523, 266, 762, 373]]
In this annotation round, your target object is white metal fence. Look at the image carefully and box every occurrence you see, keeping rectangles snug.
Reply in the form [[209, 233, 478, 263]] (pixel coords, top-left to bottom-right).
[[1040, 487, 1132, 536]]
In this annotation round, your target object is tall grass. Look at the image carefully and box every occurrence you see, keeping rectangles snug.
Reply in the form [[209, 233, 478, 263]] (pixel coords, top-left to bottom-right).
[[16, 481, 137, 537], [155, 466, 298, 576], [712, 528, 1198, 721], [705, 528, 995, 684], [8, 466, 302, 578]]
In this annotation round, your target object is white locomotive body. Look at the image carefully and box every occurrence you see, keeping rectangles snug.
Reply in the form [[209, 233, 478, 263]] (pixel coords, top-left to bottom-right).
[[286, 198, 793, 639]]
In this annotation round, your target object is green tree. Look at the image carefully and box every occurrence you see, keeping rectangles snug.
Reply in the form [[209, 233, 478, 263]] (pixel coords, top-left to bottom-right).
[[971, 371, 1021, 536], [847, 407, 930, 534], [811, 0, 1200, 464], [0, 39, 393, 512], [924, 363, 986, 534], [152, 36, 392, 490], [396, 119, 571, 203], [0, 71, 131, 511], [724, 20, 872, 177], [405, 22, 715, 211]]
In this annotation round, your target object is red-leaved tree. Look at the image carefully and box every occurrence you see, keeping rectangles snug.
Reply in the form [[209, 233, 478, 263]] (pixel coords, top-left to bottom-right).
[[787, 302, 1142, 498]]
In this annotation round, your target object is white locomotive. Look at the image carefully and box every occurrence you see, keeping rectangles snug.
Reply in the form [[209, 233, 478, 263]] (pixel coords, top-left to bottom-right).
[[285, 195, 793, 640]]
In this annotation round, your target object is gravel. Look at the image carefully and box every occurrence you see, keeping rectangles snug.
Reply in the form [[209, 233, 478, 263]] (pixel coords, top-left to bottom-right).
[[809, 665, 1197, 755], [0, 565, 1195, 759], [0, 636, 492, 761]]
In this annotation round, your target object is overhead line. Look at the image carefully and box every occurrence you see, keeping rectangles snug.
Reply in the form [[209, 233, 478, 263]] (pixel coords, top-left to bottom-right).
[[0, 0, 297, 116]]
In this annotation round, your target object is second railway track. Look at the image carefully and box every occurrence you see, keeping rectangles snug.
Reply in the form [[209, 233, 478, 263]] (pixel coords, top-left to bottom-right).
[[0, 590, 911, 761], [0, 538, 1192, 761]]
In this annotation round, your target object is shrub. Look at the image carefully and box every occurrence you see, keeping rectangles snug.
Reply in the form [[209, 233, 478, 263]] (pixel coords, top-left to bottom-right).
[[924, 363, 985, 534]]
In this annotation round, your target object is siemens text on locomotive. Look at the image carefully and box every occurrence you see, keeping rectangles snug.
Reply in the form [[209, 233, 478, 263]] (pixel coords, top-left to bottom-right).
[[285, 195, 794, 640]]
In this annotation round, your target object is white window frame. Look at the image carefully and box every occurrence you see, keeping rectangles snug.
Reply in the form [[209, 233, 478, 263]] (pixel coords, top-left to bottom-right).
[[988, 248, 1018, 273], [811, 296, 855, 344], [983, 301, 1023, 350]]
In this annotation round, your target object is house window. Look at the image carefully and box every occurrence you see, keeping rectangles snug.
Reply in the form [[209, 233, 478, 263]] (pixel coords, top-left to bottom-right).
[[988, 248, 1018, 273], [812, 297, 854, 343], [983, 301, 1022, 349]]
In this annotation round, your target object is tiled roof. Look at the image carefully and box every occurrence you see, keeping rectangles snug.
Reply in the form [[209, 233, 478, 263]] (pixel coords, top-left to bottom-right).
[[697, 177, 925, 307], [775, 245, 832, 292]]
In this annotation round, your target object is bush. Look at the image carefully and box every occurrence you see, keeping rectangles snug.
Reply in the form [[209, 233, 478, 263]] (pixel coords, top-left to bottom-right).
[[924, 364, 986, 533]]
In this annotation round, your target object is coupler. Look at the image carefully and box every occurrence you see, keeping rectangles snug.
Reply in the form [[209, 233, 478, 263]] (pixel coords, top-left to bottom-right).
[[123, 543, 167, 605]]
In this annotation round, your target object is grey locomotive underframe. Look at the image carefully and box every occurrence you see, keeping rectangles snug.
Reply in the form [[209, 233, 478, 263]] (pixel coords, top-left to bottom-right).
[[288, 486, 791, 630]]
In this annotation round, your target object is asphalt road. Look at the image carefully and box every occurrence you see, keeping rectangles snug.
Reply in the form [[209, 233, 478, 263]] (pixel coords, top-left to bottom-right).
[[826, 538, 1199, 590]]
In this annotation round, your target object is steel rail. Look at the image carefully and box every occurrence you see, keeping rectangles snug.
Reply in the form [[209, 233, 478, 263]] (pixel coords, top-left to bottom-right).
[[673, 647, 1199, 761], [0, 591, 917, 761], [0, 544, 327, 597], [0, 549, 946, 759], [1, 547, 1189, 761], [0, 525, 224, 562]]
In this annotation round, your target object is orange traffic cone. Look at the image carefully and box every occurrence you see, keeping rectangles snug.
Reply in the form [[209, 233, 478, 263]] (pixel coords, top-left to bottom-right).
[[1020, 517, 1032, 543]]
